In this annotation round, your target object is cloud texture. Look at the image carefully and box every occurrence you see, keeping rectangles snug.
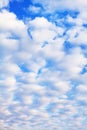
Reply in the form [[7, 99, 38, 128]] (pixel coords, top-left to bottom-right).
[[0, 0, 87, 130]]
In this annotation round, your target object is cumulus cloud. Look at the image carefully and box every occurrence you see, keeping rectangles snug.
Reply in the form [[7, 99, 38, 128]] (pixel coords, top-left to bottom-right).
[[1, 0, 87, 130]]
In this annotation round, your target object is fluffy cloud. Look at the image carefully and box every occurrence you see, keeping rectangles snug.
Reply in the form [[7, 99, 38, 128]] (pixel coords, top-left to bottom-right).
[[1, 0, 87, 130], [0, 10, 29, 58], [28, 5, 42, 14], [28, 17, 64, 43]]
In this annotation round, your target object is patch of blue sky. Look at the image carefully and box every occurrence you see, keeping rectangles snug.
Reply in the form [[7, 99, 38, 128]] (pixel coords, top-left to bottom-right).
[[9, 0, 79, 22], [83, 24, 87, 28], [27, 28, 33, 39], [63, 41, 75, 54], [45, 59, 56, 68], [66, 80, 81, 99], [15, 75, 28, 84], [0, 75, 5, 80], [7, 33, 20, 40], [77, 100, 87, 106], [46, 102, 57, 113], [9, 0, 43, 19], [71, 80, 81, 88], [54, 10, 79, 19], [80, 44, 87, 49], [79, 45, 87, 58], [50, 10, 79, 22], [80, 64, 87, 74], [19, 63, 30, 72], [41, 41, 48, 48], [44, 60, 65, 75], [63, 21, 75, 30], [0, 52, 4, 61], [68, 10, 79, 18], [39, 81, 56, 91], [37, 59, 60, 76], [9, 0, 32, 19], [59, 107, 69, 115], [29, 95, 41, 108], [83, 117, 87, 124], [66, 86, 77, 100], [13, 92, 23, 103], [37, 68, 42, 75], [52, 19, 75, 32], [47, 10, 79, 22]]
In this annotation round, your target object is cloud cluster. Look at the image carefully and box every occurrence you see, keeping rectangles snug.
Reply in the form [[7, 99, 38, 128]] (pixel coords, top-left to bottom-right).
[[1, 0, 87, 130], [32, 0, 87, 13]]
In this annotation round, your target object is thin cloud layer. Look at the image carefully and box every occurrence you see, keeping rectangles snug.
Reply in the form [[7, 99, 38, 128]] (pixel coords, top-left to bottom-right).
[[0, 0, 9, 8], [0, 0, 87, 130], [33, 0, 87, 12]]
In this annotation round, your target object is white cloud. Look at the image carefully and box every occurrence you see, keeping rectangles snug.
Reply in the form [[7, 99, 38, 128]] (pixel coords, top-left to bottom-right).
[[0, 0, 9, 8], [1, 3, 87, 130], [0, 10, 30, 61], [0, 10, 27, 36], [29, 17, 52, 29], [67, 27, 87, 45], [59, 47, 87, 79], [77, 84, 87, 94], [54, 80, 70, 93], [0, 76, 16, 107], [33, 0, 87, 12], [28, 17, 64, 44], [28, 5, 41, 14], [0, 62, 21, 76]]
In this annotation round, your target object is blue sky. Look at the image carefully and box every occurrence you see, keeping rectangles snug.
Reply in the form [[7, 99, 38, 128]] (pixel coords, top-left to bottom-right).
[[0, 0, 87, 130]]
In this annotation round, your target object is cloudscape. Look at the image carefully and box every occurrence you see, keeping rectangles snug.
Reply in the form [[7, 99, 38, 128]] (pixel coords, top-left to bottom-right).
[[0, 0, 87, 130]]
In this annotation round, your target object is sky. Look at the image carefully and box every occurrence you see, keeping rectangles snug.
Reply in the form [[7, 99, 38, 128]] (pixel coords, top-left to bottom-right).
[[0, 0, 87, 130]]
